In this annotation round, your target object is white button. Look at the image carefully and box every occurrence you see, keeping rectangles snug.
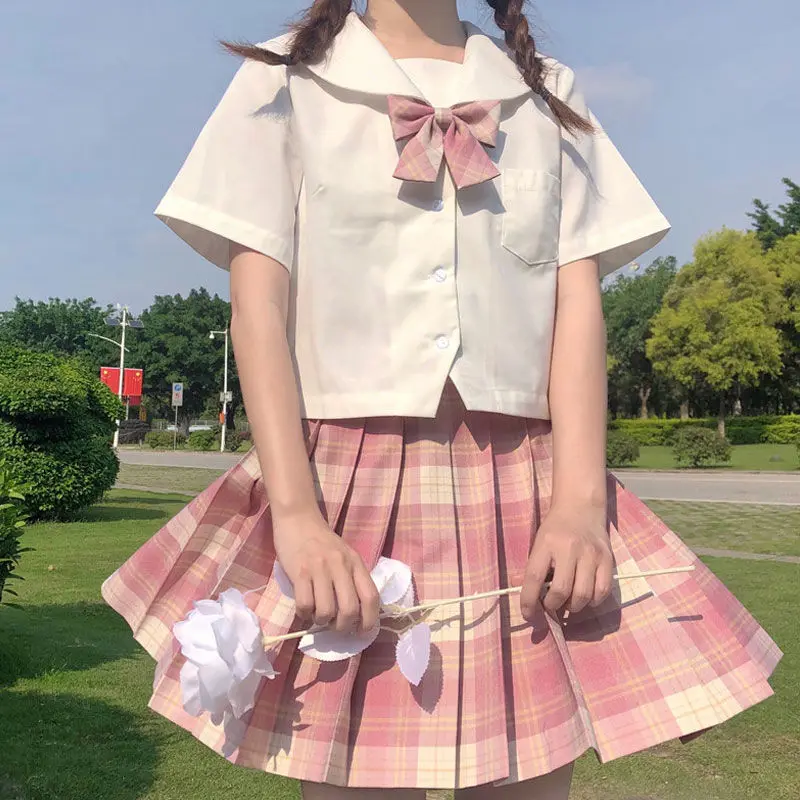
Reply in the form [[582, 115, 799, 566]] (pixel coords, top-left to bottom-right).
[[432, 199, 445, 212], [436, 335, 450, 350], [433, 268, 447, 282]]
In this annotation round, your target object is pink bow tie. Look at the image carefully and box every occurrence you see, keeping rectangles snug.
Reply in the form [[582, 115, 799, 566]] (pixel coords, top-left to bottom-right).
[[387, 96, 501, 190]]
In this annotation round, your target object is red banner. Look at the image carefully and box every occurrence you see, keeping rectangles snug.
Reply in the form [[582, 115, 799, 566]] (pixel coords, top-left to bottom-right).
[[100, 367, 144, 400], [124, 369, 143, 397], [100, 367, 120, 393]]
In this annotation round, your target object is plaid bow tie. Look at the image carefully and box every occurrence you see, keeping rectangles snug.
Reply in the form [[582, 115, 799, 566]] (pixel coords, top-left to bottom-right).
[[387, 96, 501, 190]]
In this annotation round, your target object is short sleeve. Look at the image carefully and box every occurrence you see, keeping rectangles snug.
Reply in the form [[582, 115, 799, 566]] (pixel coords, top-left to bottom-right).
[[154, 57, 301, 272], [553, 64, 670, 277]]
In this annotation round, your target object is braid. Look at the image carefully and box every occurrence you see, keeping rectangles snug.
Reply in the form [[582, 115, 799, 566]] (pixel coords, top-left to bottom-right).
[[222, 0, 353, 66], [486, 0, 594, 135]]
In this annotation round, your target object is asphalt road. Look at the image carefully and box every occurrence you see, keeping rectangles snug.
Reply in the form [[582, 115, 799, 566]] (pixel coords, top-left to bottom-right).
[[118, 449, 800, 506]]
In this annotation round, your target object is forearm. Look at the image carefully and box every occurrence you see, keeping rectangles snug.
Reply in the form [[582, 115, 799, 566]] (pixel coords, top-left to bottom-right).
[[230, 250, 320, 522], [548, 257, 608, 512]]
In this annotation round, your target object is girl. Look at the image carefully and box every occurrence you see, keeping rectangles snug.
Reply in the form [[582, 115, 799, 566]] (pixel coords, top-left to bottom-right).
[[101, 1, 782, 798]]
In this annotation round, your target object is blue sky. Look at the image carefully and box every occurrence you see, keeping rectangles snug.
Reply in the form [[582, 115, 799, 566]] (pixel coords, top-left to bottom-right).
[[1, 0, 798, 313]]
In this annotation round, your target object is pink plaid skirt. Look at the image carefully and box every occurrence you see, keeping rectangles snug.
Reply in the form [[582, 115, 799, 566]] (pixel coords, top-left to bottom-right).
[[101, 383, 781, 790]]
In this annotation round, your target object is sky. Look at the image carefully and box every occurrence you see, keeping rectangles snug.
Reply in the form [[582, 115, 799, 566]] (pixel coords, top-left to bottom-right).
[[1, 0, 799, 314]]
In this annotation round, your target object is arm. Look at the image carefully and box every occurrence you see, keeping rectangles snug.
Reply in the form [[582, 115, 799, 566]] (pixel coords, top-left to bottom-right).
[[230, 244, 380, 633], [519, 256, 614, 619]]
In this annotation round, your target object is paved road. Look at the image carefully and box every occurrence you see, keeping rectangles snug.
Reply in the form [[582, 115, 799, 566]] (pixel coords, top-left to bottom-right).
[[117, 450, 800, 506]]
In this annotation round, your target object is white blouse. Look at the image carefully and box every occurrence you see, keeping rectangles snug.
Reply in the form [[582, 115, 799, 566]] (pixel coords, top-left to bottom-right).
[[154, 12, 670, 420]]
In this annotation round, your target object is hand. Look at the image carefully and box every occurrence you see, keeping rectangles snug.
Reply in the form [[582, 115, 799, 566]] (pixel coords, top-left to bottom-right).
[[272, 508, 381, 634], [520, 503, 614, 620]]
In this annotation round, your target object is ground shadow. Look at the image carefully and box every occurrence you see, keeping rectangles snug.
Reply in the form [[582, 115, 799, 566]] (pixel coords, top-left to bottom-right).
[[69, 504, 169, 523], [0, 689, 157, 800], [0, 601, 142, 687]]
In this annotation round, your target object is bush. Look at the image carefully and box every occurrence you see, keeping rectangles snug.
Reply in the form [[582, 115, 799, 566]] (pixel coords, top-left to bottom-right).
[[236, 441, 252, 453], [0, 344, 120, 519], [119, 419, 150, 446], [187, 429, 217, 451], [762, 416, 800, 445], [609, 415, 800, 446], [0, 460, 32, 606], [672, 427, 732, 468], [225, 430, 252, 452], [606, 431, 640, 467], [145, 430, 186, 449]]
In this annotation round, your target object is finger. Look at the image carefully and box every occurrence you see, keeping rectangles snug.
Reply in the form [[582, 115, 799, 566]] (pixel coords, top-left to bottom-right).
[[294, 571, 315, 623], [330, 559, 361, 633], [591, 551, 614, 607], [543, 553, 577, 615], [352, 562, 381, 632], [568, 552, 597, 613], [311, 563, 336, 627], [520, 545, 553, 621]]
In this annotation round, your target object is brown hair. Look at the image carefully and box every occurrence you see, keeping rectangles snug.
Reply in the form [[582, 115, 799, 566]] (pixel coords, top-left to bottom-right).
[[223, 0, 593, 135]]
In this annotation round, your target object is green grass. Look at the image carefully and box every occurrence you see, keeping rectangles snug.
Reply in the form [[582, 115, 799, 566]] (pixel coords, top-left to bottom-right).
[[647, 501, 800, 558], [1, 491, 796, 799], [116, 463, 224, 494], [632, 443, 799, 471]]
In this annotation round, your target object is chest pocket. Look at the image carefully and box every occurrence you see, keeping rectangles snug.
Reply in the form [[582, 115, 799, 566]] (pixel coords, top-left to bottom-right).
[[501, 169, 561, 266]]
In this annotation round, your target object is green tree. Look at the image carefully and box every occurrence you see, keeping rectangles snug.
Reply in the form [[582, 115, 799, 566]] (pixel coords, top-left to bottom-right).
[[749, 177, 800, 250], [0, 297, 119, 371], [763, 234, 800, 411], [603, 256, 678, 418], [129, 289, 240, 431], [647, 230, 785, 436]]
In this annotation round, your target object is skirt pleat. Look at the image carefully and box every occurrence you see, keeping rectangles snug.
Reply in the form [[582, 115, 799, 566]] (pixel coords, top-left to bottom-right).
[[101, 383, 782, 789]]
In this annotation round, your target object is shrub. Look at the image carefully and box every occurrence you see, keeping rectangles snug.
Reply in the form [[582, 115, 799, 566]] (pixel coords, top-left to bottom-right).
[[609, 418, 709, 446], [119, 419, 150, 446], [226, 430, 252, 452], [672, 428, 732, 468], [236, 441, 252, 453], [606, 431, 640, 468], [187, 429, 217, 451], [0, 460, 32, 606], [145, 430, 186, 450], [762, 416, 800, 445], [0, 344, 120, 519]]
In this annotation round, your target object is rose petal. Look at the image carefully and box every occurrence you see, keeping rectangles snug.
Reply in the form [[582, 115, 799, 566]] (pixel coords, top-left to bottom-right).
[[396, 623, 431, 686], [174, 615, 225, 666], [193, 599, 223, 616], [370, 557, 413, 606], [179, 660, 203, 717], [227, 668, 263, 718], [299, 626, 381, 662], [272, 561, 295, 599], [210, 615, 240, 667], [220, 589, 263, 652], [197, 656, 235, 715]]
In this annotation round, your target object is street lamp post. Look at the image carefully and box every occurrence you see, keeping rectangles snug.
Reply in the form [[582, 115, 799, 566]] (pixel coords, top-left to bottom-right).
[[94, 305, 144, 450], [209, 326, 230, 453]]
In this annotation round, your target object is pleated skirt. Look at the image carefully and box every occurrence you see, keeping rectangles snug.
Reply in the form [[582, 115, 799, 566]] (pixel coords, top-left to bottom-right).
[[100, 382, 782, 789]]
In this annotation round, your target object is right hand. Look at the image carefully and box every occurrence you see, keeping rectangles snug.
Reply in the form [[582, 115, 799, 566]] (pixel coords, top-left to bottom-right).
[[272, 508, 381, 635]]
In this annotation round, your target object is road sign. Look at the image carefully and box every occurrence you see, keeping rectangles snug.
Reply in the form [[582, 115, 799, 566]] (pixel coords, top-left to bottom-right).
[[219, 391, 233, 403], [172, 382, 184, 407]]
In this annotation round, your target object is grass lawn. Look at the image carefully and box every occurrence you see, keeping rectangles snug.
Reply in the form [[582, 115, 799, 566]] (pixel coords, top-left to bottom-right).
[[0, 490, 796, 800], [647, 501, 800, 558], [634, 444, 799, 471], [117, 463, 224, 494]]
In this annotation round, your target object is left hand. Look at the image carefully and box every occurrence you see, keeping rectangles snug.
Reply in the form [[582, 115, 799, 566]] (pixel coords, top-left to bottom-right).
[[520, 503, 614, 620]]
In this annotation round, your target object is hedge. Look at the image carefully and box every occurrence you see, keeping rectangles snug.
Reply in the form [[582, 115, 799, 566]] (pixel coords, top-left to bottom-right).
[[610, 415, 800, 446], [0, 344, 121, 519]]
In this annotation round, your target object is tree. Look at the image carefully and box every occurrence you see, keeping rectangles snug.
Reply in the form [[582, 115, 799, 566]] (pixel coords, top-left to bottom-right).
[[129, 289, 240, 431], [749, 177, 800, 250], [763, 234, 800, 412], [603, 256, 678, 418], [0, 297, 119, 371], [647, 230, 785, 436]]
